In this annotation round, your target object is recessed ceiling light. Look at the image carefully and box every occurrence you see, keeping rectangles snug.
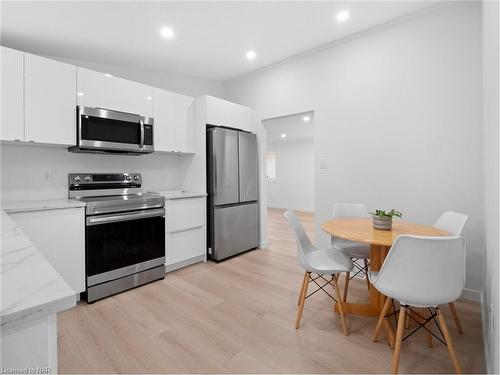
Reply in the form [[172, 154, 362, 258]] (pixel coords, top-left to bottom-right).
[[281, 133, 287, 138], [77, 92, 84, 96], [336, 10, 350, 22], [246, 50, 257, 60], [104, 73, 113, 77], [303, 115, 311, 122], [146, 96, 152, 101], [160, 27, 175, 39]]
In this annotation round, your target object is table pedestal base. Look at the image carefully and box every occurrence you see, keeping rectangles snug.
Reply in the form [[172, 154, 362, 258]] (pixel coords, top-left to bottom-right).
[[333, 244, 396, 345]]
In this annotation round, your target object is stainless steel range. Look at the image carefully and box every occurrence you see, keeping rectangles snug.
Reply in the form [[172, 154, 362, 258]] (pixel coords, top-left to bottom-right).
[[69, 173, 165, 303]]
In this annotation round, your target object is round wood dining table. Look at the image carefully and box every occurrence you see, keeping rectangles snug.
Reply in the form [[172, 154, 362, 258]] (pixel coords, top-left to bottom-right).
[[321, 218, 449, 318]]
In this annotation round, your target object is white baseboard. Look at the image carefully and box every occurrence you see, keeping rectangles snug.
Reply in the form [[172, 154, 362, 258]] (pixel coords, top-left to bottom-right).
[[165, 255, 205, 273], [461, 288, 482, 303], [267, 205, 314, 213]]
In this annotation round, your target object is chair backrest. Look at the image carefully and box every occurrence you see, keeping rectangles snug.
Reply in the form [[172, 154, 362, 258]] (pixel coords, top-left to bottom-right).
[[434, 211, 468, 236], [331, 203, 369, 246], [284, 210, 314, 263], [374, 235, 466, 306], [333, 203, 369, 219]]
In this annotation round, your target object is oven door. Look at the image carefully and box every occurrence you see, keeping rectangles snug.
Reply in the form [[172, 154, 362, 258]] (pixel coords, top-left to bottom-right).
[[85, 208, 165, 286], [78, 106, 154, 153]]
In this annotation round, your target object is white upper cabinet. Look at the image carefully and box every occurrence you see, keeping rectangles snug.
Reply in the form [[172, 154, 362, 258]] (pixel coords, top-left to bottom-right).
[[24, 53, 76, 145], [152, 87, 194, 153], [1, 47, 24, 142], [205, 96, 252, 132], [77, 67, 153, 117]]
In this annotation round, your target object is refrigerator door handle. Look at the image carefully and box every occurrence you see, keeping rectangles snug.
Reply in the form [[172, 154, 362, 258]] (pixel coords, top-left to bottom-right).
[[213, 139, 218, 199]]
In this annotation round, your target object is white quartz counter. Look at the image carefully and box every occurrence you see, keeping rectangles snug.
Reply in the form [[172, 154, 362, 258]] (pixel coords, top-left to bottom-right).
[[1, 198, 86, 213], [0, 210, 76, 330], [148, 190, 206, 200]]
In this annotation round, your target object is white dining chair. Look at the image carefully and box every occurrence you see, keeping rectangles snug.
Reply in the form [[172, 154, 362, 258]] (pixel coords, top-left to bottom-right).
[[331, 203, 371, 301], [370, 235, 466, 374], [434, 211, 469, 334], [284, 210, 353, 335]]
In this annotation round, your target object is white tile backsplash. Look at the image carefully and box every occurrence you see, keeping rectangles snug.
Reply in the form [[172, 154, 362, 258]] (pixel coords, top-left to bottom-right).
[[0, 143, 186, 201]]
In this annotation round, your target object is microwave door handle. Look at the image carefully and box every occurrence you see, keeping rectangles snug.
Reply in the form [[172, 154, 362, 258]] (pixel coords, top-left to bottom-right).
[[139, 119, 145, 149]]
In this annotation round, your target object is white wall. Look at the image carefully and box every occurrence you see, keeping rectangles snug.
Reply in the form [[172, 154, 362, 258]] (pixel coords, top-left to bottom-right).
[[481, 1, 499, 373], [226, 2, 483, 296], [0, 144, 187, 202], [267, 138, 314, 212]]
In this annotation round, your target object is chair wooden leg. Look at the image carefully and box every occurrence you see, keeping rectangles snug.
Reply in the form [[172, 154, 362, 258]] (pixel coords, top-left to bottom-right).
[[364, 258, 370, 290], [297, 272, 307, 305], [373, 297, 392, 342], [295, 272, 309, 329], [342, 272, 350, 302], [448, 302, 464, 334], [391, 305, 406, 374], [437, 309, 462, 374], [332, 275, 349, 336], [404, 313, 410, 329]]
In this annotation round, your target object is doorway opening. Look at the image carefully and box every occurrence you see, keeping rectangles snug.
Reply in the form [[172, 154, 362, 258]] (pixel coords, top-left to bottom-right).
[[263, 111, 315, 241]]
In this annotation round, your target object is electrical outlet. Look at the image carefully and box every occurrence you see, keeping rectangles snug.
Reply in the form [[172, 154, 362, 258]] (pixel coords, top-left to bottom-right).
[[42, 169, 52, 181]]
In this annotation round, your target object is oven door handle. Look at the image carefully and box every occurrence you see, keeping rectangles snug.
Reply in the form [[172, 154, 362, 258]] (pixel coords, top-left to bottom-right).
[[86, 208, 165, 226]]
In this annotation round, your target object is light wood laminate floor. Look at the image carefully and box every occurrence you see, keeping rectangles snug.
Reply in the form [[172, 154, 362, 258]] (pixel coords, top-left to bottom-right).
[[58, 208, 485, 373]]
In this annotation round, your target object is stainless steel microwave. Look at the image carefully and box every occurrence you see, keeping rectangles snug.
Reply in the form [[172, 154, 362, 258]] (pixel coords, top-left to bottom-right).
[[69, 106, 154, 155]]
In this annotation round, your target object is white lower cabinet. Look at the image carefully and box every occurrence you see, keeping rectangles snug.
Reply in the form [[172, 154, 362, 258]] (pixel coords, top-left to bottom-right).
[[165, 197, 206, 271], [8, 207, 85, 294], [166, 227, 205, 266]]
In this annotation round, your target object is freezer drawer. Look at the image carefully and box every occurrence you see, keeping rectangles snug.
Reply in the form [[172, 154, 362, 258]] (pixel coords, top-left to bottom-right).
[[212, 202, 259, 261]]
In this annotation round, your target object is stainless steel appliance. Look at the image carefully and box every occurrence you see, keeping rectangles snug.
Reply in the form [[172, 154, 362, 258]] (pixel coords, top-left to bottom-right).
[[207, 128, 259, 261], [69, 173, 165, 302], [68, 106, 154, 155]]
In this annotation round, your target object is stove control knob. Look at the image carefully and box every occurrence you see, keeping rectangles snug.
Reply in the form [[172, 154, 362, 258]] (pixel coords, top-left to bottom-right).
[[126, 175, 132, 181], [133, 175, 139, 181], [84, 176, 91, 182], [73, 175, 81, 182]]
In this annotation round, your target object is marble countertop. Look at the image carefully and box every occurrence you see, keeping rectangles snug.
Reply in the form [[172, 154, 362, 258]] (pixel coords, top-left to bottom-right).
[[148, 190, 207, 200], [1, 211, 76, 330], [1, 198, 86, 213]]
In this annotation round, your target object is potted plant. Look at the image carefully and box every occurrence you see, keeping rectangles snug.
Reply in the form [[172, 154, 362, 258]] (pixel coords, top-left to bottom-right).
[[370, 209, 402, 230]]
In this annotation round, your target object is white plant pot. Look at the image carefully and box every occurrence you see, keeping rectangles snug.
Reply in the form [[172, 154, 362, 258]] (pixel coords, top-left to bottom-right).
[[372, 215, 393, 230]]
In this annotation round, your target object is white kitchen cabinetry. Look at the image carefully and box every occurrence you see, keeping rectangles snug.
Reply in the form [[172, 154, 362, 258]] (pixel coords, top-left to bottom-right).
[[152, 88, 194, 153], [24, 53, 76, 145], [77, 67, 153, 117], [205, 95, 252, 132], [1, 47, 24, 142], [165, 197, 206, 271], [8, 207, 86, 294]]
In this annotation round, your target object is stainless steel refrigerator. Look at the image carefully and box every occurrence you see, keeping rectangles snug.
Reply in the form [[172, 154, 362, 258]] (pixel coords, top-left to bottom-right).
[[207, 127, 259, 261]]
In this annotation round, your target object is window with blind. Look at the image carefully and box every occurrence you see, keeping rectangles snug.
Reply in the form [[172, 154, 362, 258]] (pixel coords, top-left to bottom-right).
[[266, 151, 277, 182]]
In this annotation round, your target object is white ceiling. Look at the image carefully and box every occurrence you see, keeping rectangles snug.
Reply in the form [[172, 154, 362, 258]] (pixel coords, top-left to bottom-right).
[[264, 111, 314, 143], [1, 1, 438, 82]]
